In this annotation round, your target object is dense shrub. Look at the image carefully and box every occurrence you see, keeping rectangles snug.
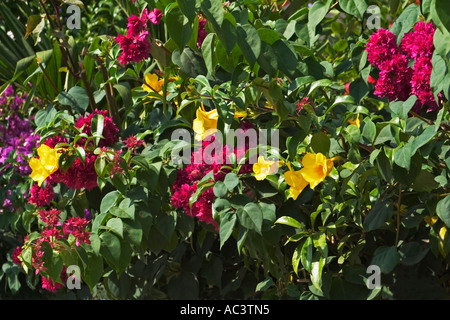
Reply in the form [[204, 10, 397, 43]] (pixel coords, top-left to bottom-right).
[[0, 0, 449, 300]]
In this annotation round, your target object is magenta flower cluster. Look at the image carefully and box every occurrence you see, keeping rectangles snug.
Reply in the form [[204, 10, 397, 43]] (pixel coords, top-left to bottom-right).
[[171, 123, 254, 229], [366, 22, 438, 113], [115, 8, 162, 65], [13, 208, 91, 292]]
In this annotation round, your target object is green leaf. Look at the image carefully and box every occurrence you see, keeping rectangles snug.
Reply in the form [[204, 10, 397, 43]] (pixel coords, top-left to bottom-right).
[[213, 181, 228, 198], [202, 33, 216, 75], [310, 132, 330, 155], [106, 218, 124, 239], [308, 0, 332, 46], [256, 277, 275, 292], [166, 7, 193, 50], [409, 125, 437, 155], [100, 191, 121, 214], [362, 118, 376, 145], [374, 124, 395, 145], [412, 170, 439, 192], [310, 252, 326, 293], [177, 0, 199, 22], [393, 143, 412, 171], [272, 39, 299, 79], [339, 0, 369, 19], [292, 243, 303, 276], [435, 0, 450, 34], [301, 236, 313, 273], [219, 211, 237, 249], [61, 0, 85, 9], [436, 195, 450, 227], [343, 123, 361, 145], [218, 16, 237, 54], [24, 15, 45, 45], [390, 4, 420, 44], [237, 203, 263, 235], [58, 86, 90, 114], [258, 28, 282, 45], [189, 182, 214, 208], [308, 79, 332, 95], [123, 219, 143, 247], [398, 242, 430, 266], [363, 199, 394, 232], [236, 23, 261, 67], [83, 253, 104, 291], [100, 232, 121, 266], [91, 113, 104, 147], [275, 216, 306, 230], [201, 0, 224, 31], [224, 172, 239, 191], [371, 246, 399, 274], [172, 47, 208, 78], [168, 272, 199, 299], [257, 41, 278, 78]]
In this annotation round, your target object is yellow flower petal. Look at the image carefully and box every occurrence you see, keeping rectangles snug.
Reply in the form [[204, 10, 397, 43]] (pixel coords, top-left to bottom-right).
[[253, 156, 279, 181], [192, 104, 219, 140], [439, 226, 448, 241], [29, 145, 61, 186], [300, 153, 334, 189], [143, 73, 164, 96], [424, 216, 439, 227], [284, 163, 309, 200], [29, 158, 47, 187], [347, 114, 361, 128]]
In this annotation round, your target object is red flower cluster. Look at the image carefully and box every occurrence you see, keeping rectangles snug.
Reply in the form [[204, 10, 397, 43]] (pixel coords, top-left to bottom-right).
[[366, 22, 438, 113], [75, 109, 119, 148], [115, 8, 162, 65], [62, 154, 99, 191], [63, 217, 91, 247], [124, 134, 144, 150], [171, 124, 254, 229], [296, 97, 314, 113], [28, 183, 54, 207], [197, 16, 208, 48], [41, 110, 119, 191], [41, 270, 67, 292], [17, 208, 90, 291]]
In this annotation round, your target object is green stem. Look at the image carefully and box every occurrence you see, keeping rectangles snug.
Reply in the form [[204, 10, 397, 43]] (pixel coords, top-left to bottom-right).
[[396, 184, 402, 246]]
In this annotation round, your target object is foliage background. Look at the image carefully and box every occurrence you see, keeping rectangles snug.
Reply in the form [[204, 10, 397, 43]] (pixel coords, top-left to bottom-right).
[[0, 0, 449, 300]]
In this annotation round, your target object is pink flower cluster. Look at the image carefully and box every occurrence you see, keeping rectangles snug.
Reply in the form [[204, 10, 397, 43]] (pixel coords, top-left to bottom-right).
[[115, 8, 162, 65], [75, 109, 119, 148], [366, 22, 438, 113], [197, 16, 208, 48], [13, 208, 91, 292], [41, 109, 119, 191], [295, 97, 315, 113], [171, 123, 254, 229], [28, 183, 54, 207]]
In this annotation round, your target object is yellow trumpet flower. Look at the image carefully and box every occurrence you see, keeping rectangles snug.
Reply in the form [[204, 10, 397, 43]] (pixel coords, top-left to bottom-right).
[[284, 153, 337, 200], [193, 104, 219, 141], [29, 145, 62, 186], [253, 156, 281, 181], [284, 163, 309, 200], [142, 73, 165, 96]]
